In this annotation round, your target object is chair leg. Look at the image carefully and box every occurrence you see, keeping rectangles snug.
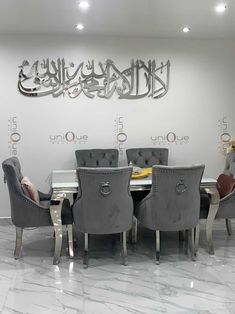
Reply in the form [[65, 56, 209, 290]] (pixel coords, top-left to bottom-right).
[[226, 219, 232, 236], [66, 225, 74, 259], [132, 216, 138, 244], [83, 233, 89, 269], [189, 228, 196, 261], [194, 224, 200, 256], [72, 223, 78, 248], [121, 232, 128, 266], [14, 227, 23, 259], [156, 230, 160, 265]]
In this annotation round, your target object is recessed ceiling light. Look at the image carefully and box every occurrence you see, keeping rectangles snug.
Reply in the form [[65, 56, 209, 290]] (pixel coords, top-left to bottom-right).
[[215, 3, 227, 13], [182, 27, 190, 33], [76, 24, 84, 30], [79, 1, 90, 10]]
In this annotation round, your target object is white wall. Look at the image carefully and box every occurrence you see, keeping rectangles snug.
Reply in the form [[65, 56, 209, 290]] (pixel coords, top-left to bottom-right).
[[0, 35, 234, 217]]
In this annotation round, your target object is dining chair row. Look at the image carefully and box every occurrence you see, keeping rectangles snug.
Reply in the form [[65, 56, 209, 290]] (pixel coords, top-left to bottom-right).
[[2, 156, 203, 267], [2, 150, 235, 267], [72, 164, 204, 267], [75, 148, 169, 168]]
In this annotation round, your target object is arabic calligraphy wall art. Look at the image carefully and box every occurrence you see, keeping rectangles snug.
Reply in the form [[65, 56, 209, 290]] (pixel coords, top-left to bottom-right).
[[18, 58, 170, 99]]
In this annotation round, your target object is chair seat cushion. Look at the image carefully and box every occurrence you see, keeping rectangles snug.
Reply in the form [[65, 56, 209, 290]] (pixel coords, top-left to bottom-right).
[[217, 174, 235, 198]]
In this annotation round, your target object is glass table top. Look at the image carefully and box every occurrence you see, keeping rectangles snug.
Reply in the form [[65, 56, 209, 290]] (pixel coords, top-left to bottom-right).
[[51, 169, 217, 190]]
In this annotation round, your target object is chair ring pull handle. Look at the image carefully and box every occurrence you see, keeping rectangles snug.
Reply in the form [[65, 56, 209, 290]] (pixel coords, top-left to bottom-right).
[[100, 182, 111, 196], [176, 179, 187, 194]]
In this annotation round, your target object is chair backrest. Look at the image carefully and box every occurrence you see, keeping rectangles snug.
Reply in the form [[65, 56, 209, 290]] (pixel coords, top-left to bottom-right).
[[223, 151, 235, 177], [138, 165, 204, 231], [75, 149, 119, 167], [2, 157, 25, 226], [126, 148, 168, 168], [2, 157, 51, 228], [72, 167, 133, 234]]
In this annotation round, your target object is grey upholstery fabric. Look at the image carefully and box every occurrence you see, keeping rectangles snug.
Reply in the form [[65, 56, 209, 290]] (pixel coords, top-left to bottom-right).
[[216, 190, 235, 218], [223, 151, 235, 177], [72, 167, 133, 234], [2, 157, 73, 228], [136, 165, 205, 231], [215, 151, 235, 219], [200, 151, 235, 219], [75, 149, 119, 167], [126, 148, 168, 167]]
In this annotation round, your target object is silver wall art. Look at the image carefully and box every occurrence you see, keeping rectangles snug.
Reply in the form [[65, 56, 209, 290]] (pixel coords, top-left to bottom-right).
[[18, 58, 170, 99]]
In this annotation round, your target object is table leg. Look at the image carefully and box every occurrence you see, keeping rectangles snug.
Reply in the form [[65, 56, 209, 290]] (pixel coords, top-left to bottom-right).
[[50, 193, 65, 265], [204, 187, 220, 255]]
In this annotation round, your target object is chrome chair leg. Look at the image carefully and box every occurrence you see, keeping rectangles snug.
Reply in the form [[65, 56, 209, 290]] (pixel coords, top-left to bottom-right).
[[189, 228, 196, 261], [226, 219, 232, 236], [121, 232, 128, 266], [194, 224, 200, 256], [83, 233, 89, 269], [73, 223, 78, 248], [132, 216, 138, 244], [14, 227, 23, 259], [67, 225, 74, 259], [156, 230, 160, 265]]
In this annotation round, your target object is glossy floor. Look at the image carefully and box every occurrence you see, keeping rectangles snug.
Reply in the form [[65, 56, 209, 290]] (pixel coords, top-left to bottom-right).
[[0, 219, 235, 314]]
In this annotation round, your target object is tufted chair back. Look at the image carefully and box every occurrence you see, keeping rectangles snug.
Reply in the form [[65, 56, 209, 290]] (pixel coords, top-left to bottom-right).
[[2, 157, 73, 262], [73, 166, 133, 234], [126, 148, 168, 168], [223, 151, 235, 177], [136, 165, 204, 231], [2, 157, 72, 228], [75, 149, 119, 168]]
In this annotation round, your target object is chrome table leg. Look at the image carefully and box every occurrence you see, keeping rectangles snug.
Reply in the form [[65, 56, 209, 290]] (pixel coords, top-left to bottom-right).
[[67, 224, 74, 258], [204, 187, 220, 255], [50, 193, 65, 265]]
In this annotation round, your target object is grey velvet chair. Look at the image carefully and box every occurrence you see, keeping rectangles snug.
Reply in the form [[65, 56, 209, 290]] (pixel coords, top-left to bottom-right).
[[2, 157, 73, 261], [127, 148, 169, 204], [200, 151, 235, 235], [75, 149, 119, 167], [126, 148, 169, 167], [72, 166, 133, 268], [135, 164, 205, 264]]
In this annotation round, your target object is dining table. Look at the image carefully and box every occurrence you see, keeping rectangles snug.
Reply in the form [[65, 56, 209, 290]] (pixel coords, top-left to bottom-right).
[[50, 169, 220, 265]]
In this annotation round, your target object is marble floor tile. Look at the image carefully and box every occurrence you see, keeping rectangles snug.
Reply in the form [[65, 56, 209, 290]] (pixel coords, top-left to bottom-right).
[[1, 219, 235, 313]]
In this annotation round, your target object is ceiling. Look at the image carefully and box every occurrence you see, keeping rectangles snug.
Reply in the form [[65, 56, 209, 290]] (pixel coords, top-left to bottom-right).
[[0, 0, 234, 39]]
